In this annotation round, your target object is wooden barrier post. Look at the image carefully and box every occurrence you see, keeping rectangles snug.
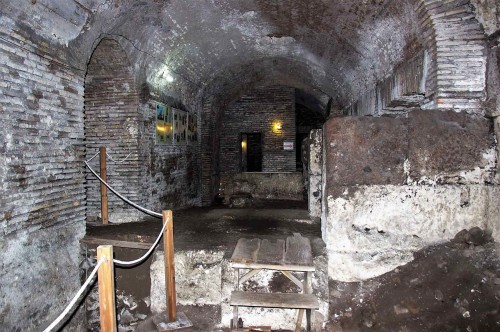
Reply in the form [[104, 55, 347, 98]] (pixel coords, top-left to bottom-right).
[[97, 245, 117, 332], [163, 210, 177, 322], [99, 146, 108, 224]]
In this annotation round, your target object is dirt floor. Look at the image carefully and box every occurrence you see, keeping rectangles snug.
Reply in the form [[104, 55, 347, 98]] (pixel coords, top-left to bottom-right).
[[326, 228, 500, 332], [83, 205, 500, 331]]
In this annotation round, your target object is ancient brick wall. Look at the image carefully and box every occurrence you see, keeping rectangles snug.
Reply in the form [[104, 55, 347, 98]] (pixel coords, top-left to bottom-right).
[[138, 101, 201, 210], [84, 38, 142, 222], [219, 86, 296, 175], [0, 26, 86, 330]]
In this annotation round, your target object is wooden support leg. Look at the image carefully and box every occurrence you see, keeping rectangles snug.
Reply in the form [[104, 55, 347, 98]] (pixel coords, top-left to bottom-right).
[[163, 210, 177, 322], [97, 245, 116, 332], [295, 309, 304, 332], [305, 271, 313, 332], [233, 268, 240, 330]]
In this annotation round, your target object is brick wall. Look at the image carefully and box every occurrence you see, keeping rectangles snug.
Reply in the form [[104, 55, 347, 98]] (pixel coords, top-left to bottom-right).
[[138, 101, 201, 210], [220, 86, 296, 175], [415, 0, 486, 111], [84, 38, 142, 222], [0, 26, 86, 330]]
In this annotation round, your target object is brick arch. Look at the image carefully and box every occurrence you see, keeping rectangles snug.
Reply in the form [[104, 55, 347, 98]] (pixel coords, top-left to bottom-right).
[[414, 0, 487, 111], [84, 38, 141, 222]]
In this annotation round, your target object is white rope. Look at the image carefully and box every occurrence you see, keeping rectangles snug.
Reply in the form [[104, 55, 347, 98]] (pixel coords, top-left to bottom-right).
[[43, 257, 105, 332], [84, 160, 162, 219], [106, 152, 132, 164], [113, 219, 168, 267], [85, 152, 100, 163]]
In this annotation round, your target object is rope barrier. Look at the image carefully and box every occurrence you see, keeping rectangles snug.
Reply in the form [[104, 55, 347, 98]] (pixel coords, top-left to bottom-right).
[[85, 152, 100, 163], [113, 219, 168, 267], [84, 160, 162, 219], [106, 152, 132, 164], [43, 257, 105, 332]]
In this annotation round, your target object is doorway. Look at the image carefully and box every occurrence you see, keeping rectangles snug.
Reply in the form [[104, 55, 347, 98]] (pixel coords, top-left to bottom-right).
[[241, 133, 262, 172]]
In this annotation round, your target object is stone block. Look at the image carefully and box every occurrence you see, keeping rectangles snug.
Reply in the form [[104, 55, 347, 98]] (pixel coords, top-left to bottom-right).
[[324, 116, 408, 189], [150, 250, 225, 314], [407, 110, 495, 184], [220, 172, 304, 202], [323, 185, 500, 282]]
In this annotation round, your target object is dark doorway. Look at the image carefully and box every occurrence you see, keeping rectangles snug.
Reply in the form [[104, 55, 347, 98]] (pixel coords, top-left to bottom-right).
[[241, 133, 262, 172]]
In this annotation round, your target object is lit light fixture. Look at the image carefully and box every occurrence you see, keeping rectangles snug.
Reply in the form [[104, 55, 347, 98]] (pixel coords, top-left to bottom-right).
[[272, 121, 283, 133], [165, 74, 174, 83], [156, 124, 172, 133], [159, 65, 175, 83], [241, 140, 247, 149]]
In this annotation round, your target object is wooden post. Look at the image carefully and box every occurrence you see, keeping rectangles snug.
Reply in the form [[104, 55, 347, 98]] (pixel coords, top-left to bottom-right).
[[97, 245, 117, 332], [163, 210, 177, 322], [99, 146, 108, 224]]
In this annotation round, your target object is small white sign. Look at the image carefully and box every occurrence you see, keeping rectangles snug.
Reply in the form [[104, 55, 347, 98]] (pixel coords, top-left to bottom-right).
[[283, 141, 294, 151]]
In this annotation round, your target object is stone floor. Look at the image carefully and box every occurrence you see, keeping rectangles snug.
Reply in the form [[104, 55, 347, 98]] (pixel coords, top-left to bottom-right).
[[83, 204, 500, 331], [83, 201, 323, 331]]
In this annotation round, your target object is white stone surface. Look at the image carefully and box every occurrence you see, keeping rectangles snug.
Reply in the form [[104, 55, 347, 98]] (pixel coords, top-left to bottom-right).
[[150, 250, 225, 313], [308, 129, 323, 219], [323, 185, 500, 281], [308, 130, 323, 176], [308, 175, 322, 219]]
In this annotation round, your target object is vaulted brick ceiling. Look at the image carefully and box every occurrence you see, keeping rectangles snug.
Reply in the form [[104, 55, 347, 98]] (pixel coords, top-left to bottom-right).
[[2, 0, 422, 108]]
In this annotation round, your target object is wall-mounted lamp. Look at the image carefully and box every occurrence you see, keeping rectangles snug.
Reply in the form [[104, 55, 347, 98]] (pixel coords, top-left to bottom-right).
[[272, 120, 283, 134]]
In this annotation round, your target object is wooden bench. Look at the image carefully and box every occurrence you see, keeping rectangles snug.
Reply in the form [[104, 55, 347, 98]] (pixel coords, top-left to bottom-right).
[[229, 234, 318, 332]]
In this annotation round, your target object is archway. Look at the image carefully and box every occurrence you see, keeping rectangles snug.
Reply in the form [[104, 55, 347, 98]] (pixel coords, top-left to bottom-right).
[[84, 38, 141, 222]]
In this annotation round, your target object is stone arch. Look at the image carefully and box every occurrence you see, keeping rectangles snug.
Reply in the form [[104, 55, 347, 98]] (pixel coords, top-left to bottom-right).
[[84, 38, 142, 222], [414, 0, 487, 111]]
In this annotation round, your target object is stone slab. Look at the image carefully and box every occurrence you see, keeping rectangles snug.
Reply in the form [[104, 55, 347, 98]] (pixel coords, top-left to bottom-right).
[[323, 116, 408, 188], [407, 110, 495, 184]]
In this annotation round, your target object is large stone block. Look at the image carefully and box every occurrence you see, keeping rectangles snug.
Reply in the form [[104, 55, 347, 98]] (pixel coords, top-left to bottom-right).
[[150, 250, 225, 313], [323, 185, 500, 282], [324, 116, 408, 188], [407, 110, 496, 184]]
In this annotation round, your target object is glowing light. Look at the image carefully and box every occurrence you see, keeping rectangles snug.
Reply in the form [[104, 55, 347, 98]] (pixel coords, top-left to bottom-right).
[[159, 65, 175, 83], [241, 140, 247, 149], [156, 124, 172, 133], [272, 121, 283, 133]]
